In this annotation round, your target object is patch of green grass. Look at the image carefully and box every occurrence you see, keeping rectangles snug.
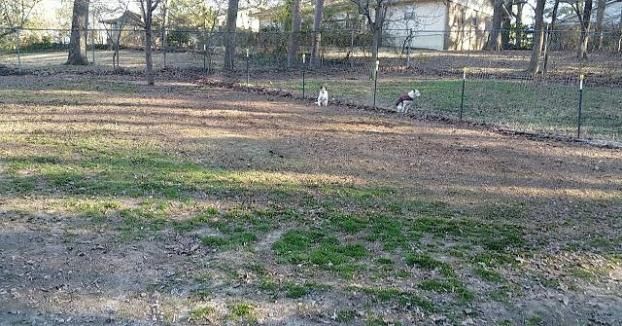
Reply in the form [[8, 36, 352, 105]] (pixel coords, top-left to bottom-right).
[[366, 214, 414, 251], [118, 207, 167, 240], [418, 278, 474, 302], [198, 209, 287, 249], [284, 281, 326, 297], [487, 284, 522, 303], [354, 286, 435, 312], [273, 229, 367, 277], [366, 317, 402, 326], [284, 283, 312, 298], [330, 213, 369, 234], [470, 251, 516, 267], [473, 265, 505, 283], [189, 306, 215, 321], [336, 309, 356, 322], [376, 257, 394, 265], [64, 199, 121, 221], [569, 267, 596, 281], [229, 302, 256, 321], [405, 254, 455, 277], [258, 278, 279, 292], [173, 208, 219, 232], [412, 217, 524, 252], [526, 314, 543, 326]]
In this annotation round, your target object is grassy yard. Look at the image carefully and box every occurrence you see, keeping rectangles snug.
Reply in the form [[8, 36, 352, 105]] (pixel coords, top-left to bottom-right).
[[0, 74, 621, 325], [260, 76, 622, 141]]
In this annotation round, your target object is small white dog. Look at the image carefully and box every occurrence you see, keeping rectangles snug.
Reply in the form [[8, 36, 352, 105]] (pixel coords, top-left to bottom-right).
[[316, 86, 328, 107], [395, 89, 421, 113]]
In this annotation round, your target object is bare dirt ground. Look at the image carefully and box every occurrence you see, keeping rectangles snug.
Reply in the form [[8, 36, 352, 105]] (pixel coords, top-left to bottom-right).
[[0, 73, 621, 325]]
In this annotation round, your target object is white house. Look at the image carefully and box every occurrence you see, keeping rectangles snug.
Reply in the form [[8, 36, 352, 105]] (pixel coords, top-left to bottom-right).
[[323, 0, 493, 50], [387, 0, 493, 50], [217, 7, 264, 31], [218, 0, 494, 51]]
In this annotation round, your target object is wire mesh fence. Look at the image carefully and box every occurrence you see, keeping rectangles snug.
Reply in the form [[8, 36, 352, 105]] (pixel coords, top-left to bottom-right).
[[1, 27, 621, 142]]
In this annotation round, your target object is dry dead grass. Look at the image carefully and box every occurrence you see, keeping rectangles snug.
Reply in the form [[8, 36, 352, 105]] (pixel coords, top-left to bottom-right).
[[0, 74, 620, 325]]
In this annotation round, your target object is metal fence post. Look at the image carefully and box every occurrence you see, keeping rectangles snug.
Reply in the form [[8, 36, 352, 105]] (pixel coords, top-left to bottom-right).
[[577, 74, 584, 138], [302, 53, 306, 99], [373, 60, 379, 108], [460, 67, 466, 121]]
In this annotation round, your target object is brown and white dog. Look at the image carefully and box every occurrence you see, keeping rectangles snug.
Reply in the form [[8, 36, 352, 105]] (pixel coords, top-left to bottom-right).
[[395, 89, 420, 113]]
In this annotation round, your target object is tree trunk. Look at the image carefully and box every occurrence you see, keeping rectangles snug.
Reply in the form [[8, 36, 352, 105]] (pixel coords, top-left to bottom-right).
[[369, 6, 385, 79], [311, 0, 324, 67], [578, 0, 593, 60], [140, 0, 160, 85], [67, 0, 90, 65], [161, 0, 168, 67], [501, 0, 512, 49], [487, 0, 504, 50], [543, 0, 559, 72], [224, 0, 239, 70], [595, 0, 606, 50], [528, 0, 546, 74], [145, 25, 154, 85], [515, 2, 524, 47], [287, 0, 302, 67]]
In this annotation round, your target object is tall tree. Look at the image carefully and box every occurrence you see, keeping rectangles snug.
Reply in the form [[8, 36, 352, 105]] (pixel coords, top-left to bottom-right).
[[349, 0, 388, 78], [310, 0, 324, 66], [224, 0, 239, 70], [139, 0, 162, 85], [595, 0, 606, 49], [67, 0, 90, 65], [487, 0, 505, 50], [287, 0, 302, 67], [501, 0, 512, 48], [161, 0, 168, 67], [0, 0, 43, 41], [542, 0, 560, 72], [574, 0, 594, 59], [528, 0, 546, 74]]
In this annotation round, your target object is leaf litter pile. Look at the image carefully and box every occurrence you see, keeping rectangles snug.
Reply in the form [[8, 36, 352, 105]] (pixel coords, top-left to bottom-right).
[[0, 73, 620, 325]]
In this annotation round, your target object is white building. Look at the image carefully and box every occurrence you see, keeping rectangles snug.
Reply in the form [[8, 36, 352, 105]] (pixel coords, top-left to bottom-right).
[[323, 0, 494, 50], [384, 0, 493, 50], [218, 0, 494, 51]]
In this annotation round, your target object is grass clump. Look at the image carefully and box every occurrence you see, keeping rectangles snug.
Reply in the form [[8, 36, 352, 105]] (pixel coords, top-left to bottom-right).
[[473, 265, 505, 283], [336, 309, 356, 322], [273, 229, 367, 277], [228, 302, 256, 321], [411, 217, 524, 252], [405, 253, 455, 277], [355, 286, 435, 312], [173, 207, 219, 232], [418, 278, 474, 302], [189, 306, 215, 322]]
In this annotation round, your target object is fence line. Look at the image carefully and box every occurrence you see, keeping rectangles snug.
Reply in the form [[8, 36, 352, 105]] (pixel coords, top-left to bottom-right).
[[1, 28, 620, 143]]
